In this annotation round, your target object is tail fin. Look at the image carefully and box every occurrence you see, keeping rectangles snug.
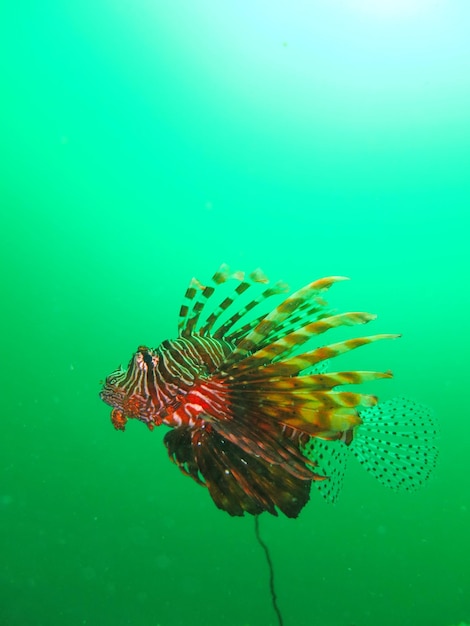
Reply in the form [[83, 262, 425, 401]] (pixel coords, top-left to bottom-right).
[[302, 397, 438, 503]]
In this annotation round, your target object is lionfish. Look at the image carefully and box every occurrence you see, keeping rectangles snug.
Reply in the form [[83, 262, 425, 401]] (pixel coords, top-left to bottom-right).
[[100, 265, 437, 518]]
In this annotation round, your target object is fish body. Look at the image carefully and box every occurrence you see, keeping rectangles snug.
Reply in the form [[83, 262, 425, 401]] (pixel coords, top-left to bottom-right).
[[100, 266, 437, 517]]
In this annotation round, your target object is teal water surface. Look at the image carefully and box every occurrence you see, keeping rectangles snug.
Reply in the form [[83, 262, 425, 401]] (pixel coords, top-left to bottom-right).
[[1, 2, 469, 625]]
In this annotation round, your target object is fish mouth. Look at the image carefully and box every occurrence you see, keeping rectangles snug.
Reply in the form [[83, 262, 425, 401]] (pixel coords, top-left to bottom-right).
[[99, 390, 114, 406]]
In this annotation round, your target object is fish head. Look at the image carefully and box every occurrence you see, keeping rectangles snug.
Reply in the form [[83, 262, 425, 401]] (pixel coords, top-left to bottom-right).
[[99, 346, 160, 430], [100, 365, 127, 408]]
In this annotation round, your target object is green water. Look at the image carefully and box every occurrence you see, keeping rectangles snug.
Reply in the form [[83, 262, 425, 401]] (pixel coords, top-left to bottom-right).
[[1, 2, 469, 625]]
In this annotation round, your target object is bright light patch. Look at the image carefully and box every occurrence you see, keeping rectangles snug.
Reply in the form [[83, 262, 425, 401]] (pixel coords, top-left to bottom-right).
[[347, 0, 436, 19]]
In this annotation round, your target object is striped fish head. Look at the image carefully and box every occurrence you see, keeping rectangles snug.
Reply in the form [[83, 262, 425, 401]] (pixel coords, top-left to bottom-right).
[[99, 365, 128, 410], [99, 346, 161, 431]]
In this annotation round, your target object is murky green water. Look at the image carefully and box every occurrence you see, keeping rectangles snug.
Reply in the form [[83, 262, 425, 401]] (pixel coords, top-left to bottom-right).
[[1, 2, 469, 625]]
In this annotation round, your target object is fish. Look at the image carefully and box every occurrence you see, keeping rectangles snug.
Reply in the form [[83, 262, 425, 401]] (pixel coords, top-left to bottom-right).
[[99, 265, 437, 517]]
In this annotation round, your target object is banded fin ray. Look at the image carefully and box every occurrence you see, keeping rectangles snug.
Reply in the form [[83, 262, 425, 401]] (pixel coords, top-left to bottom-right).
[[222, 276, 349, 366], [210, 278, 289, 339], [227, 297, 332, 347], [225, 311, 377, 374], [226, 370, 392, 393], [178, 264, 237, 337], [227, 334, 400, 379], [178, 265, 288, 339], [179, 264, 236, 337], [222, 382, 374, 438]]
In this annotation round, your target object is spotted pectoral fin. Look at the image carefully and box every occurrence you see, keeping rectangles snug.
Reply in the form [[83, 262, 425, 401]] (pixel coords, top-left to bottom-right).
[[351, 397, 438, 491], [302, 437, 349, 504], [300, 397, 438, 504]]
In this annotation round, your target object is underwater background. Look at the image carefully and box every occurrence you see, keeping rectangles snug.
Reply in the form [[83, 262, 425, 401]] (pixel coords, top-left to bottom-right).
[[1, 1, 469, 625]]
